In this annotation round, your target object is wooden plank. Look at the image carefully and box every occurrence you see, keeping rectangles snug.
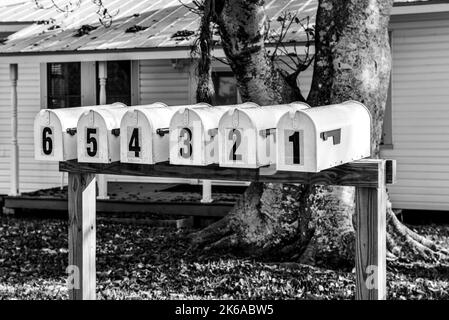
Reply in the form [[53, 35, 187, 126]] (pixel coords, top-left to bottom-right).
[[4, 197, 232, 217], [354, 161, 387, 300], [68, 173, 96, 300], [59, 159, 389, 188]]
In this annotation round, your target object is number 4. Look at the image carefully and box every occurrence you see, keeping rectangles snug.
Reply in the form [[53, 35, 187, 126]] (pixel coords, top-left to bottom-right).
[[128, 128, 141, 157]]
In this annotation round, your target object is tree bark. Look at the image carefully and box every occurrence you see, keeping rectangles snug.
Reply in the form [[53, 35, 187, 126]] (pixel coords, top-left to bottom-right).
[[191, 0, 448, 267]]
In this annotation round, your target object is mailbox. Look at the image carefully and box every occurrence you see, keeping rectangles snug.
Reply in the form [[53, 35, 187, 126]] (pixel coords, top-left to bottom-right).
[[218, 103, 310, 168], [276, 100, 371, 172], [34, 103, 125, 161], [77, 104, 129, 163], [120, 103, 204, 164], [169, 103, 257, 166]]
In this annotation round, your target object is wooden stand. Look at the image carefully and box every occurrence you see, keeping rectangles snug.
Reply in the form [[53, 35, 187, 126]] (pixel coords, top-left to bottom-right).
[[60, 159, 395, 300]]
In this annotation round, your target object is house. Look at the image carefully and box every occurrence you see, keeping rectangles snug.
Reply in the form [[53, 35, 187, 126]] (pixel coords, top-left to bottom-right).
[[0, 0, 448, 211]]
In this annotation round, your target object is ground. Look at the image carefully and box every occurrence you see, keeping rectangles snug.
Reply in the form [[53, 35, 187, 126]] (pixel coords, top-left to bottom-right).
[[0, 214, 448, 300]]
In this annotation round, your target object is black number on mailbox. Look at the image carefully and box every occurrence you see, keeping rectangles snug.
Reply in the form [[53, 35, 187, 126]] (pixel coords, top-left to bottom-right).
[[288, 131, 300, 164], [86, 128, 98, 157], [42, 127, 53, 155], [129, 128, 141, 157], [179, 127, 192, 158], [229, 129, 242, 161]]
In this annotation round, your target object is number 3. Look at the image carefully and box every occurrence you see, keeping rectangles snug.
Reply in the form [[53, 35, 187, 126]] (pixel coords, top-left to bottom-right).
[[179, 127, 192, 159]]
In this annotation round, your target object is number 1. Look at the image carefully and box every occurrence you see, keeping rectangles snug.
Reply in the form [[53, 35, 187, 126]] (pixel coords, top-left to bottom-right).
[[288, 131, 300, 164]]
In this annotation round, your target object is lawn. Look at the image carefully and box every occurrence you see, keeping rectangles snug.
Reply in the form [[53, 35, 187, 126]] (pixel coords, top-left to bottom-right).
[[0, 215, 448, 300]]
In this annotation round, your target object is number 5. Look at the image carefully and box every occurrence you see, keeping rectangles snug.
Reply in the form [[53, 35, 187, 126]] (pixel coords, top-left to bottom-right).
[[86, 128, 97, 157]]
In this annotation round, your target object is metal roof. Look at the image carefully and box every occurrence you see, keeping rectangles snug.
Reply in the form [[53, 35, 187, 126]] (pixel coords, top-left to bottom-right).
[[0, 0, 443, 55]]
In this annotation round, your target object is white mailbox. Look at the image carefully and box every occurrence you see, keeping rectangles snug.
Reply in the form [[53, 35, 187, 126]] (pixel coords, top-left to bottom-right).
[[169, 103, 257, 166], [34, 103, 125, 161], [77, 104, 129, 163], [120, 103, 204, 164], [218, 102, 310, 168], [276, 100, 371, 172]]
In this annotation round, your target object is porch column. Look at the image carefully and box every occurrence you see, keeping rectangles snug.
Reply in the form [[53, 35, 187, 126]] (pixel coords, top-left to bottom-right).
[[97, 61, 109, 200], [201, 180, 213, 203], [9, 64, 19, 196]]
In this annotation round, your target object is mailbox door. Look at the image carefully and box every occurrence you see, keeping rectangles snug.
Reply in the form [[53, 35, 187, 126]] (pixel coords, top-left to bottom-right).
[[120, 110, 152, 164], [169, 113, 203, 165], [77, 112, 109, 163], [219, 109, 257, 168], [34, 112, 64, 161], [276, 111, 317, 172]]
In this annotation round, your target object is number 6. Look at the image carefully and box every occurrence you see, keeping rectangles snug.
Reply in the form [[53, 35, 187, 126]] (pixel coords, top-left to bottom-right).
[[42, 127, 53, 155]]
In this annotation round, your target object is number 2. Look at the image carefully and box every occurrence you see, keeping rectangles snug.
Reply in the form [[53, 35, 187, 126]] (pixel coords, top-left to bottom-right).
[[179, 128, 192, 159], [128, 128, 141, 157], [288, 131, 300, 164], [229, 129, 242, 161], [42, 127, 53, 155]]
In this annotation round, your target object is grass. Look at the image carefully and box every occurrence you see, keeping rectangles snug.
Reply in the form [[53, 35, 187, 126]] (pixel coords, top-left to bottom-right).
[[0, 215, 448, 300]]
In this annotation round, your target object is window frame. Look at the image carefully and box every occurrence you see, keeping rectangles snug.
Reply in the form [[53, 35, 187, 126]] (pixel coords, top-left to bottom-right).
[[41, 60, 139, 109]]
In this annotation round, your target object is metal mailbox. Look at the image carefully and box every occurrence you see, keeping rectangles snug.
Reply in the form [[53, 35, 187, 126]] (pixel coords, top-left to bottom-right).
[[34, 103, 124, 161], [276, 100, 371, 172], [76, 104, 129, 163], [169, 103, 257, 166], [120, 103, 201, 164], [218, 102, 310, 168]]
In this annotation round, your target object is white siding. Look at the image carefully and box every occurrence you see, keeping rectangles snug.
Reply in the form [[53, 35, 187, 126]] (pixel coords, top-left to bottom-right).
[[0, 62, 63, 194], [381, 18, 449, 210]]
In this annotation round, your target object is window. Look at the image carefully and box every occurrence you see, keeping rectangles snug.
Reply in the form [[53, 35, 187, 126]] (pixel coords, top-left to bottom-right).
[[47, 62, 81, 109], [212, 71, 238, 105], [96, 60, 131, 105]]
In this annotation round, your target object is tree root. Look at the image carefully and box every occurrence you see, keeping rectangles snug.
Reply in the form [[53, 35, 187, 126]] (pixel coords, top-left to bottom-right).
[[386, 201, 449, 262], [189, 184, 449, 267]]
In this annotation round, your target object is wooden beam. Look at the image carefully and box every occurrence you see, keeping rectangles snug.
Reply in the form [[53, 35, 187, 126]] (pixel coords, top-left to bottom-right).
[[68, 173, 96, 300], [355, 160, 387, 300], [60, 159, 392, 188]]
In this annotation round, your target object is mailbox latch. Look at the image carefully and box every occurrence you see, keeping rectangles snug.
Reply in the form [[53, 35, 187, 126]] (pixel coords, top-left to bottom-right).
[[208, 128, 218, 137], [66, 128, 77, 136], [320, 129, 341, 145], [259, 128, 276, 138], [156, 128, 169, 137], [111, 128, 120, 137]]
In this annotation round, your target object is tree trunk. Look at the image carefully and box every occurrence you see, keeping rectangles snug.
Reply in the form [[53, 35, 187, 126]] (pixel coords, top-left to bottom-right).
[[191, 0, 449, 267]]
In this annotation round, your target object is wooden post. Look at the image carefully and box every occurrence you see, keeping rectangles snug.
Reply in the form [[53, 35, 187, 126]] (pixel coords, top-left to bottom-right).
[[97, 61, 109, 200], [68, 172, 96, 300], [9, 64, 19, 196], [355, 161, 387, 300]]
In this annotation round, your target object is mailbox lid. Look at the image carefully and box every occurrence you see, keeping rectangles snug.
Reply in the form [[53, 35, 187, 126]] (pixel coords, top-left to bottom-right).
[[80, 105, 128, 130], [301, 101, 371, 134], [224, 102, 309, 131]]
